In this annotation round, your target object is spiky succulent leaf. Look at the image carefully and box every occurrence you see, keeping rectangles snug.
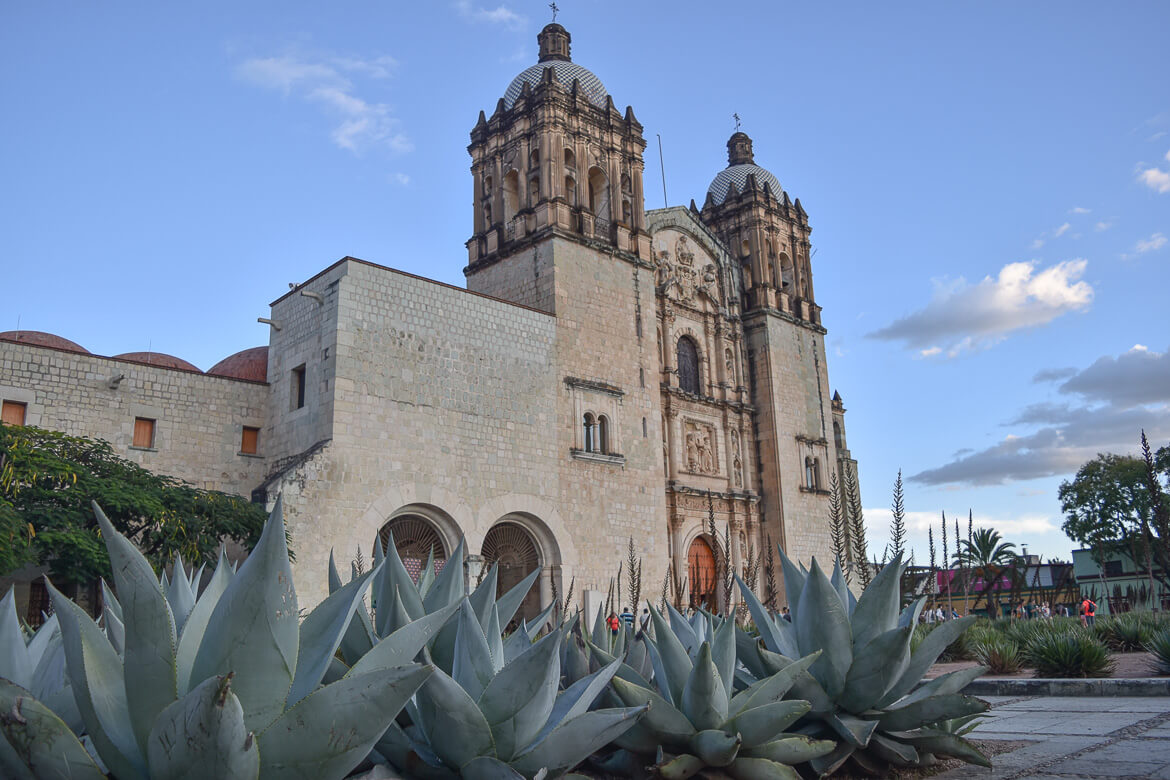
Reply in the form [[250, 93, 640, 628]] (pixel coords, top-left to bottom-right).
[[682, 643, 728, 731], [728, 650, 819, 716], [756, 647, 833, 714], [897, 597, 926, 629], [101, 579, 123, 623], [48, 581, 146, 779], [461, 754, 526, 780], [711, 613, 737, 695], [867, 732, 919, 767], [347, 601, 461, 677], [610, 677, 694, 746], [146, 674, 258, 780], [897, 730, 992, 768], [893, 665, 989, 709], [667, 602, 700, 653], [259, 664, 432, 780], [93, 502, 178, 754], [373, 722, 455, 780], [414, 667, 497, 768], [422, 537, 465, 614], [451, 598, 497, 700], [734, 574, 798, 658], [418, 545, 438, 598], [849, 552, 903, 653], [26, 617, 83, 735], [729, 700, 809, 749], [327, 550, 344, 595], [0, 679, 105, 780], [478, 629, 562, 760], [825, 712, 878, 748], [0, 592, 31, 691], [657, 752, 704, 779], [875, 616, 975, 709], [741, 735, 836, 764], [808, 741, 855, 778], [877, 694, 988, 732], [794, 561, 851, 699], [190, 498, 298, 733], [484, 605, 504, 671], [469, 563, 499, 628], [494, 566, 540, 631], [104, 603, 125, 656], [509, 705, 648, 776], [691, 728, 741, 766], [287, 565, 379, 706], [165, 552, 197, 634], [838, 625, 912, 713], [176, 549, 232, 694], [727, 756, 802, 779], [535, 657, 625, 745], [649, 605, 693, 705], [376, 530, 425, 634]]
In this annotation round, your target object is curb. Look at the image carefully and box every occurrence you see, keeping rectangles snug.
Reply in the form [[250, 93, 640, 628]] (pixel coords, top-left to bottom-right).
[[963, 678, 1170, 697]]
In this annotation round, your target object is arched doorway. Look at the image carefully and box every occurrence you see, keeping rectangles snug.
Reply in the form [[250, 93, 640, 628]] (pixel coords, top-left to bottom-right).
[[379, 515, 448, 584], [688, 536, 717, 610], [482, 522, 541, 625]]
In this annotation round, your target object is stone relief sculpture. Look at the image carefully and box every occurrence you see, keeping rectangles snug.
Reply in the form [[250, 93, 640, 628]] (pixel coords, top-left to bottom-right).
[[730, 429, 743, 487], [684, 420, 718, 475]]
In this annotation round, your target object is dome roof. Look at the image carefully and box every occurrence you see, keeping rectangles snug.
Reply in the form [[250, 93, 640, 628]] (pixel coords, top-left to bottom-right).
[[208, 346, 268, 382], [504, 61, 608, 109], [113, 352, 202, 373], [0, 330, 89, 354], [706, 164, 785, 206]]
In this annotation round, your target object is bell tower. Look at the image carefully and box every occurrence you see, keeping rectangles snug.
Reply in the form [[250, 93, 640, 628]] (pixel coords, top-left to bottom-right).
[[465, 23, 651, 311]]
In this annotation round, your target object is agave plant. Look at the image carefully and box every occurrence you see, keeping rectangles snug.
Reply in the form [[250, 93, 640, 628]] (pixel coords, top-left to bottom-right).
[[0, 499, 433, 780], [602, 604, 833, 778], [736, 552, 992, 776]]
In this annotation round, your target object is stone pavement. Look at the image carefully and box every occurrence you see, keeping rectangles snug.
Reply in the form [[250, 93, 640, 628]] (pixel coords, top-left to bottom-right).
[[934, 696, 1170, 779]]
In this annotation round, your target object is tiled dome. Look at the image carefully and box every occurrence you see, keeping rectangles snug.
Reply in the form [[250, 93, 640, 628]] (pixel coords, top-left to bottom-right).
[[208, 346, 268, 382], [504, 61, 608, 109], [0, 330, 89, 354], [707, 164, 785, 206], [113, 352, 202, 373]]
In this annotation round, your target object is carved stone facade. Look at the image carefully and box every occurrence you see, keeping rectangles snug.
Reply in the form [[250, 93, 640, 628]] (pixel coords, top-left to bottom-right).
[[0, 23, 858, 616]]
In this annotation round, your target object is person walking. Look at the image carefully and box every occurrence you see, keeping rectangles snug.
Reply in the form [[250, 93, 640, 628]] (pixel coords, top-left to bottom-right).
[[606, 611, 620, 637], [1081, 597, 1097, 627], [620, 606, 634, 630]]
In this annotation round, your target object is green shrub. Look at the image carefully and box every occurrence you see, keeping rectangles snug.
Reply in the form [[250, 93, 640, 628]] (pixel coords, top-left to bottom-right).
[[971, 634, 1023, 675], [1144, 629, 1170, 675], [1025, 633, 1115, 678], [1095, 613, 1155, 651], [911, 619, 977, 661]]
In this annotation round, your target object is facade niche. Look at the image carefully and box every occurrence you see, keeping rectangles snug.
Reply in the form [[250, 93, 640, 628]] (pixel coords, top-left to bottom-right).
[[503, 170, 520, 222], [677, 336, 700, 395]]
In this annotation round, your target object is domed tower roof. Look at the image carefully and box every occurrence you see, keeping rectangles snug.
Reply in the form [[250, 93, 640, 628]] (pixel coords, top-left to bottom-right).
[[113, 351, 202, 373], [0, 330, 89, 354], [706, 132, 785, 205], [503, 23, 608, 109], [208, 346, 268, 382]]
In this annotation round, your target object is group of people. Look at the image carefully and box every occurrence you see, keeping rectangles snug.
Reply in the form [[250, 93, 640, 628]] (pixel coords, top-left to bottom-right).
[[605, 607, 651, 636], [918, 606, 961, 623]]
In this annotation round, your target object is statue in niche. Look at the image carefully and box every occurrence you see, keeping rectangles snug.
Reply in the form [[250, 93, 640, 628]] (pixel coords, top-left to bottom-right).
[[675, 235, 695, 267], [725, 348, 735, 382], [733, 455, 742, 487], [684, 420, 717, 475], [685, 428, 699, 472]]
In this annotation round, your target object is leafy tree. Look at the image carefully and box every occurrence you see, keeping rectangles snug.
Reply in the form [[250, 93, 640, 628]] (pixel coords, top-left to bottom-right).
[[953, 526, 1017, 617], [0, 424, 267, 586]]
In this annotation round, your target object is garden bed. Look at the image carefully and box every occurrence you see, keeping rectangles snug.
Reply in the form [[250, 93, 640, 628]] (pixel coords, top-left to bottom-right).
[[927, 651, 1168, 679]]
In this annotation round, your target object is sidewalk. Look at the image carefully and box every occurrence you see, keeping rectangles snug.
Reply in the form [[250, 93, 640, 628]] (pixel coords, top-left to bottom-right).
[[935, 696, 1170, 779]]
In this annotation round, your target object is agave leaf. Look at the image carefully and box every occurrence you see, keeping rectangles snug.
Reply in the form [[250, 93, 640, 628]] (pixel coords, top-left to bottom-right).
[[479, 629, 562, 760], [682, 643, 728, 731], [825, 712, 877, 748], [0, 679, 106, 780], [287, 565, 379, 707], [734, 628, 768, 680], [327, 550, 344, 594], [461, 755, 526, 780], [176, 549, 233, 694], [898, 730, 992, 768], [728, 650, 819, 716], [829, 562, 851, 617], [777, 548, 807, 613], [756, 648, 833, 714], [469, 563, 499, 628], [414, 667, 496, 769], [838, 626, 912, 713], [563, 633, 591, 689], [423, 537, 466, 614], [649, 605, 693, 706], [104, 606, 125, 656], [526, 602, 555, 639], [657, 752, 703, 779], [166, 551, 197, 634], [190, 498, 299, 733], [381, 584, 417, 639], [146, 674, 258, 780], [794, 560, 851, 699], [741, 734, 836, 764], [376, 530, 425, 635], [418, 545, 438, 598], [730, 700, 809, 749], [727, 756, 801, 779], [485, 604, 505, 672], [850, 552, 903, 653], [510, 705, 648, 776], [370, 536, 386, 610], [373, 722, 457, 780], [48, 581, 146, 779], [338, 598, 377, 667], [501, 622, 532, 664], [868, 732, 919, 766], [610, 676, 694, 745], [451, 598, 496, 700], [0, 590, 32, 688], [101, 579, 123, 623], [876, 616, 975, 709], [667, 602, 700, 654], [711, 612, 736, 697], [897, 596, 926, 629], [347, 600, 461, 677], [692, 728, 741, 767], [878, 694, 989, 732], [495, 567, 540, 631], [893, 665, 989, 709], [591, 606, 609, 648], [24, 612, 54, 666], [538, 658, 626, 744], [808, 740, 855, 778], [733, 574, 799, 658], [93, 502, 179, 754], [259, 665, 432, 780]]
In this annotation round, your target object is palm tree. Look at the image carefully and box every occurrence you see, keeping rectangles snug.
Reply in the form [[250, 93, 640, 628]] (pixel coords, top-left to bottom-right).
[[953, 528, 1018, 617]]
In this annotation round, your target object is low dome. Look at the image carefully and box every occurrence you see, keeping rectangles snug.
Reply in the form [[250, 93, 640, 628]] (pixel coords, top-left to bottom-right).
[[208, 346, 268, 382], [0, 330, 89, 354], [113, 352, 202, 373], [504, 61, 608, 109], [706, 164, 785, 206]]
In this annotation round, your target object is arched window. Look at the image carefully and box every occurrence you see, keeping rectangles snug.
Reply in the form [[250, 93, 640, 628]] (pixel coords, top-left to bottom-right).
[[805, 457, 815, 489], [588, 166, 608, 218], [528, 175, 540, 208], [502, 170, 520, 222], [813, 458, 822, 489], [482, 521, 541, 621], [583, 413, 596, 453], [741, 239, 750, 259], [483, 175, 493, 196], [379, 515, 448, 583], [529, 148, 540, 169], [597, 415, 610, 454], [564, 175, 576, 206], [688, 537, 717, 609], [563, 147, 576, 170], [833, 421, 843, 449], [677, 336, 700, 395], [779, 253, 793, 291]]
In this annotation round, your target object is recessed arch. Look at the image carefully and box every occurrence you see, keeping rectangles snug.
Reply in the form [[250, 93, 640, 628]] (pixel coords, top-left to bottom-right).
[[687, 535, 718, 610], [503, 169, 520, 221], [379, 513, 448, 582], [677, 335, 701, 395], [588, 166, 609, 219], [482, 521, 542, 623]]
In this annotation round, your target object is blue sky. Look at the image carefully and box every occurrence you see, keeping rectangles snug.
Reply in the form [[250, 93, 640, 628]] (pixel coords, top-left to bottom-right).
[[3, 2, 1167, 563]]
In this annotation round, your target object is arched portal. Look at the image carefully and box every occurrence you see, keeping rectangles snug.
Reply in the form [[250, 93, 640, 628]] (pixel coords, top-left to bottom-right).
[[379, 514, 448, 583], [482, 521, 542, 624], [688, 536, 717, 610]]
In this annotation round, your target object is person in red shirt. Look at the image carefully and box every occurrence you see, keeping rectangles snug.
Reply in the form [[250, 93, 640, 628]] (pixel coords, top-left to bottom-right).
[[1081, 598, 1097, 627], [606, 611, 620, 636]]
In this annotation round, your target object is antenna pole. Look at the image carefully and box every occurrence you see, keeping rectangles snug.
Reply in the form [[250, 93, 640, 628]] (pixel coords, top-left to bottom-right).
[[657, 133, 668, 208]]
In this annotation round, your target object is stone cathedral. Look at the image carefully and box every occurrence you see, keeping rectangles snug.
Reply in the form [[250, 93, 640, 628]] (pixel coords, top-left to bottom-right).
[[0, 24, 860, 619]]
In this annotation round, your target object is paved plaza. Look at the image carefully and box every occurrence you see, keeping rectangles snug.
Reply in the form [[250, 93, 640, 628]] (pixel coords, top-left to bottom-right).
[[936, 696, 1170, 779]]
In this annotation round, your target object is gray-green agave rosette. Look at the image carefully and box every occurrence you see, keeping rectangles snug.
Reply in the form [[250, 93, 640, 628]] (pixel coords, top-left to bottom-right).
[[736, 553, 991, 776], [0, 499, 433, 780], [604, 605, 833, 779]]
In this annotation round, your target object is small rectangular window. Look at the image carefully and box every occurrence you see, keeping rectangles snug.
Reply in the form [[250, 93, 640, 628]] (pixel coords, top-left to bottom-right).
[[291, 364, 306, 410], [1, 400, 27, 426], [133, 417, 155, 448], [240, 426, 260, 455]]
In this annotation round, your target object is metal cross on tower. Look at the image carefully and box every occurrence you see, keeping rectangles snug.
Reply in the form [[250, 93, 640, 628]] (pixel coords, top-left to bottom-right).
[[549, 2, 558, 22], [733, 113, 742, 132]]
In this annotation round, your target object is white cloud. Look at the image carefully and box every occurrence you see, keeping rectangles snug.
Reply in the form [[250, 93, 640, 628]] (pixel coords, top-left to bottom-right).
[[236, 53, 411, 155], [455, 1, 526, 29], [1052, 222, 1071, 238], [869, 260, 1093, 357], [1030, 238, 1045, 250], [1070, 207, 1091, 214], [394, 172, 410, 186], [864, 508, 1060, 564], [1095, 221, 1113, 232], [1138, 150, 1170, 193], [1135, 232, 1167, 254]]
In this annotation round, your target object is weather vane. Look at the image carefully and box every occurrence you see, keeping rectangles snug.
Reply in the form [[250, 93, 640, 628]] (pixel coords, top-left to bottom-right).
[[549, 2, 558, 22], [733, 113, 741, 132]]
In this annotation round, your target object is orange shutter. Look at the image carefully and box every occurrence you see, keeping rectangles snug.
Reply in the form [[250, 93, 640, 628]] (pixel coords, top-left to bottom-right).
[[240, 426, 259, 454], [133, 418, 155, 448], [1, 401, 26, 426]]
